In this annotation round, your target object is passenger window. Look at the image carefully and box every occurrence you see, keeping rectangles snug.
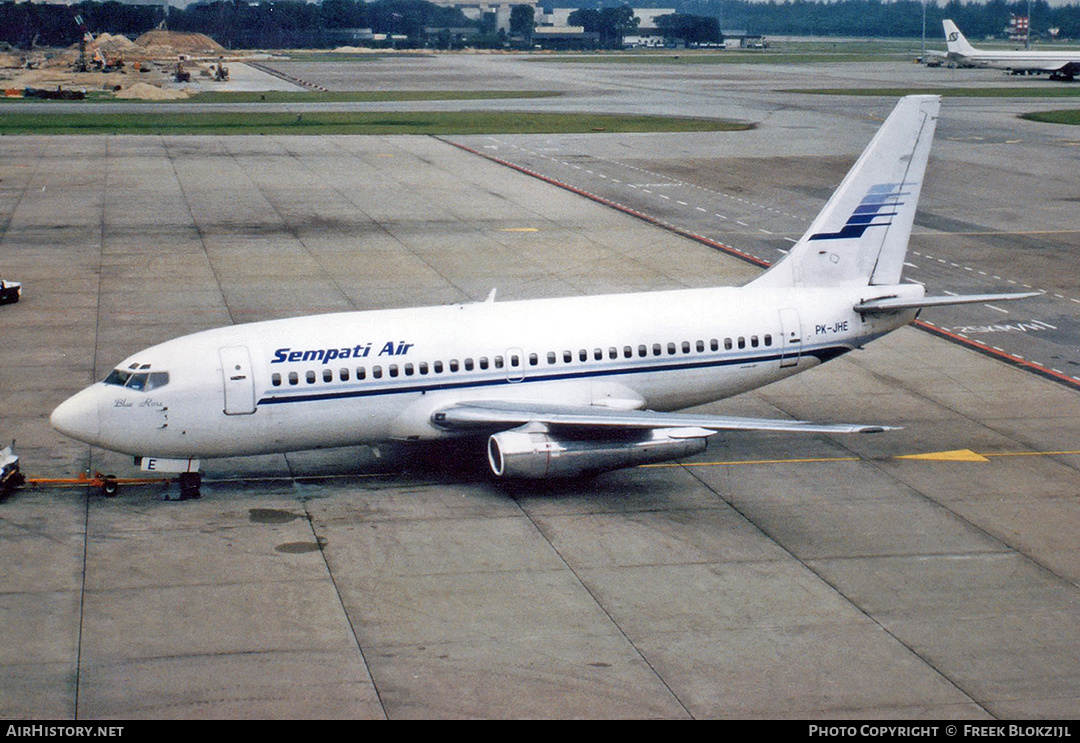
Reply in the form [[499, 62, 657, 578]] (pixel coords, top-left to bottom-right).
[[547, 352, 556, 364], [696, 340, 704, 353], [594, 348, 602, 361], [738, 337, 746, 349], [357, 367, 366, 380], [609, 347, 617, 359], [419, 362, 429, 375], [306, 371, 316, 384], [272, 373, 282, 387], [510, 354, 520, 368], [638, 345, 647, 357], [682, 341, 691, 354], [751, 336, 759, 348], [724, 338, 733, 350], [389, 365, 399, 377], [464, 358, 474, 371], [579, 349, 587, 362], [373, 366, 383, 379], [479, 357, 489, 370], [434, 361, 443, 373], [494, 356, 504, 369], [340, 368, 350, 381], [289, 372, 298, 385], [667, 342, 676, 355], [449, 360, 459, 372], [710, 339, 719, 351], [323, 369, 333, 383], [764, 334, 773, 346], [563, 351, 572, 363], [624, 346, 633, 358], [404, 364, 414, 376], [529, 353, 538, 366], [653, 344, 662, 356]]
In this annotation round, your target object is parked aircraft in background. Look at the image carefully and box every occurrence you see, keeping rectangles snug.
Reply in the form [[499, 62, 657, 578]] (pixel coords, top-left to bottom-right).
[[51, 95, 1036, 498], [943, 19, 1080, 80]]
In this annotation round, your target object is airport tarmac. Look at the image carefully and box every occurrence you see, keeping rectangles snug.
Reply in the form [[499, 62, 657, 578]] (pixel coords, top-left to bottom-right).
[[3, 55, 1080, 719]]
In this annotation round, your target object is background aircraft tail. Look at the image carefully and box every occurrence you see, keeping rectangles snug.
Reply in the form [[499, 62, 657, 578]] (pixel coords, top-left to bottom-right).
[[750, 95, 940, 289], [943, 20, 977, 57]]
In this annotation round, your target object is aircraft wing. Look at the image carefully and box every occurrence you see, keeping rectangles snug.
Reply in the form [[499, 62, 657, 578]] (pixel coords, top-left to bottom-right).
[[430, 400, 895, 436]]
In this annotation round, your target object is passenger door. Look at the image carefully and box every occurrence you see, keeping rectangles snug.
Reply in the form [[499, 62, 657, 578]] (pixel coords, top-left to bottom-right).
[[220, 346, 256, 415]]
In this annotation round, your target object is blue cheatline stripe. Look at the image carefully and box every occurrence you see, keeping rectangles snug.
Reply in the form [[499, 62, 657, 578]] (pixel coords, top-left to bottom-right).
[[256, 345, 851, 407]]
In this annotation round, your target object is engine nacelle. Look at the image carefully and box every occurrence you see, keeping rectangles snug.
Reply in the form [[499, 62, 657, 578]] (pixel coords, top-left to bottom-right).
[[486, 425, 710, 479]]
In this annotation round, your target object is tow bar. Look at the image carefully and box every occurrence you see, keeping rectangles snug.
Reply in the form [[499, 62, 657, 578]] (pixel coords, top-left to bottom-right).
[[1, 444, 168, 498]]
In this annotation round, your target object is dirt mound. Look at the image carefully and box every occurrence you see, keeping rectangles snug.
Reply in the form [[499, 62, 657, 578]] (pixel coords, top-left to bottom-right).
[[115, 81, 189, 100], [93, 33, 139, 53], [134, 30, 226, 54]]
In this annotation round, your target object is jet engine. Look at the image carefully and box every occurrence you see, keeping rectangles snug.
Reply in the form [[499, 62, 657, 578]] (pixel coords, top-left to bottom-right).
[[486, 424, 711, 479]]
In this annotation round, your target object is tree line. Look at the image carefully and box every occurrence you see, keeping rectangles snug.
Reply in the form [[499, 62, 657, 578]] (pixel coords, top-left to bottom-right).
[[3, 0, 1080, 51]]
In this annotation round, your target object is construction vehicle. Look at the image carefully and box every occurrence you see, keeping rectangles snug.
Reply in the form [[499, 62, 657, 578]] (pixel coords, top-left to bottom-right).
[[70, 12, 124, 73]]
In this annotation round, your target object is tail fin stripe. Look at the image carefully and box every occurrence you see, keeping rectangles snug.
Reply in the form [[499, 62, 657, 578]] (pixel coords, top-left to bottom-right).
[[808, 182, 908, 241]]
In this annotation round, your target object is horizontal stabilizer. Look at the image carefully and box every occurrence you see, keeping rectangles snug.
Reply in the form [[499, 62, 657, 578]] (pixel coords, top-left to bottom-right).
[[432, 401, 896, 435], [855, 291, 1041, 313]]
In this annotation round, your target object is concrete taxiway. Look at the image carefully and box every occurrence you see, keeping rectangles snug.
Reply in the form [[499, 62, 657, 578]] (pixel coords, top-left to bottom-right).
[[3, 54, 1080, 719]]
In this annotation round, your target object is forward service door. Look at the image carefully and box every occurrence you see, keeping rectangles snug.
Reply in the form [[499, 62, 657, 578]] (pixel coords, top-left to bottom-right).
[[778, 308, 802, 369], [220, 345, 256, 415]]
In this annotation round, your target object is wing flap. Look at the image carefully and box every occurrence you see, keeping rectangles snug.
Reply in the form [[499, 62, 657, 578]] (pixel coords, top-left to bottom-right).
[[431, 401, 895, 435]]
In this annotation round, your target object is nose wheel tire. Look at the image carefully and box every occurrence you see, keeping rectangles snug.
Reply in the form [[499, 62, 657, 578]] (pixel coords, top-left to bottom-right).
[[178, 472, 202, 500]]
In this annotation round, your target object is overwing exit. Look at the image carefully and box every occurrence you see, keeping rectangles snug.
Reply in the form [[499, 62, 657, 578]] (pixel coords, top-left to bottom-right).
[[51, 96, 1036, 497]]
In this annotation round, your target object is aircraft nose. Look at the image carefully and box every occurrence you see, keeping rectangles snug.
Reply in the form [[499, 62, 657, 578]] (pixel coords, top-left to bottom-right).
[[50, 388, 100, 445]]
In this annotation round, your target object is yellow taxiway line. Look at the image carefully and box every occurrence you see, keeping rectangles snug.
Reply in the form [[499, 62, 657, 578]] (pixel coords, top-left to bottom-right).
[[645, 449, 1080, 468]]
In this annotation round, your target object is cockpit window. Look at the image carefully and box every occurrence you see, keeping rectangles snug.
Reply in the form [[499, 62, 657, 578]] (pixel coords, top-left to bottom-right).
[[103, 369, 169, 391], [104, 370, 131, 387]]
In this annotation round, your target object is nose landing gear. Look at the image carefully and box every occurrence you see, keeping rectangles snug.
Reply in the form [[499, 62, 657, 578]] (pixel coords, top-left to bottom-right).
[[177, 472, 202, 500]]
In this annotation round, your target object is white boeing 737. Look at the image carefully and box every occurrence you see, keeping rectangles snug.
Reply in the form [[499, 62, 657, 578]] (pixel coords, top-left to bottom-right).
[[944, 19, 1080, 80], [51, 96, 1035, 498]]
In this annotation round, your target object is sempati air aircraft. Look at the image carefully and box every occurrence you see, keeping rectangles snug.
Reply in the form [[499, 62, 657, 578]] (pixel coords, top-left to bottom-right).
[[51, 95, 1036, 497]]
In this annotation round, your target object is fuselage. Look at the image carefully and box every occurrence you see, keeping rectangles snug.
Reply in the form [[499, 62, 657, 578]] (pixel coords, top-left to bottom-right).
[[944, 20, 1080, 77], [50, 284, 916, 462], [958, 49, 1080, 72]]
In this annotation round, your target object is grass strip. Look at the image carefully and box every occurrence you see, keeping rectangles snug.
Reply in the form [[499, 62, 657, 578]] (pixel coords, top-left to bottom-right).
[[1, 90, 563, 105], [183, 90, 563, 104], [544, 52, 910, 65], [790, 87, 1080, 98], [1021, 109, 1080, 124], [0, 110, 751, 135]]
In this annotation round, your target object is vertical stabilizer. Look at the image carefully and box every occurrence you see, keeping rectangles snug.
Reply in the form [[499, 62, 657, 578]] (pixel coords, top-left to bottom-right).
[[750, 95, 940, 289], [943, 20, 977, 57]]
